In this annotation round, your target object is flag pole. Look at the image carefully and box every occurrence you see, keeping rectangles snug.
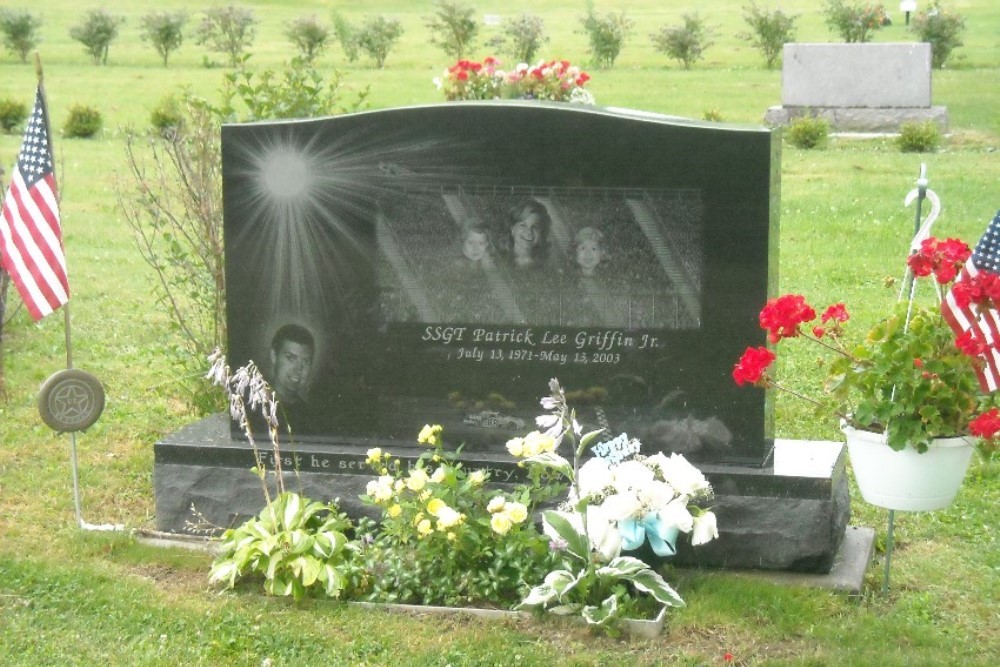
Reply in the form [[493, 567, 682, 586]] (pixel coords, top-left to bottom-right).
[[35, 54, 85, 529], [34, 54, 73, 372]]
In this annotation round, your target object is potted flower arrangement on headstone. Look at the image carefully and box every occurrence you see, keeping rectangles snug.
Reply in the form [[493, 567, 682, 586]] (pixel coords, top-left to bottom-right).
[[733, 205, 1000, 512]]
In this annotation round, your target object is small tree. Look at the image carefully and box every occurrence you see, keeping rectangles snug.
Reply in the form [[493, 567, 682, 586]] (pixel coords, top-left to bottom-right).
[[910, 2, 965, 69], [822, 0, 887, 43], [739, 3, 798, 70], [579, 5, 633, 69], [0, 9, 42, 64], [68, 9, 124, 65], [423, 0, 478, 59], [140, 11, 187, 67], [651, 14, 714, 70], [195, 5, 257, 68], [286, 14, 329, 64], [354, 16, 404, 69], [488, 13, 548, 65]]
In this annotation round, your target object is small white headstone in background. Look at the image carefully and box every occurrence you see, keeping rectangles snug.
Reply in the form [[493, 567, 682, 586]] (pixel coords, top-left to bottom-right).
[[483, 14, 501, 26]]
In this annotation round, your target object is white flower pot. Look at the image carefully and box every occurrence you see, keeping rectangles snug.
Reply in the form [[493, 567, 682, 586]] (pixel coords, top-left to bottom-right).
[[842, 425, 974, 511]]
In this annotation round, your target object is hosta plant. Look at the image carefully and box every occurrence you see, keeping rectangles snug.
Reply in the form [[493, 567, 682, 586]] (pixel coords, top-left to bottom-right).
[[209, 491, 354, 601]]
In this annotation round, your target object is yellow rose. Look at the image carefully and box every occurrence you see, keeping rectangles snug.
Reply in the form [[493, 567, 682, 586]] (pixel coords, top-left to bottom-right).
[[437, 506, 463, 529], [469, 470, 487, 485], [387, 504, 402, 518], [417, 519, 433, 536], [365, 447, 383, 464], [487, 496, 506, 514], [490, 513, 513, 535], [406, 468, 428, 492], [505, 437, 524, 457], [504, 501, 528, 524], [426, 497, 446, 516], [417, 424, 443, 447], [431, 467, 447, 484]]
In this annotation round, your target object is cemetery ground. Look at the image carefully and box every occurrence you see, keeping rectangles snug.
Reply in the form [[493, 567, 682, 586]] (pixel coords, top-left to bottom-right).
[[0, 0, 998, 664]]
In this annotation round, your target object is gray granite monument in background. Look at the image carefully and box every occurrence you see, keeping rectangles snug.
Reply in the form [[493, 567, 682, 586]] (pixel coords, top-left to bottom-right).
[[154, 102, 850, 573], [764, 43, 948, 133]]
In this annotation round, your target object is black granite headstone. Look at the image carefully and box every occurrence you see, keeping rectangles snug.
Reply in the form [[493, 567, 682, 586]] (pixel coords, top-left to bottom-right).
[[156, 103, 849, 575], [221, 102, 778, 465]]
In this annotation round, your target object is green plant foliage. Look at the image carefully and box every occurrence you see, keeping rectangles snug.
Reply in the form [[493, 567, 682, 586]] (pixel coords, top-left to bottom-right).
[[210, 491, 355, 601], [910, 2, 966, 69], [68, 9, 124, 65], [0, 9, 42, 64], [579, 4, 634, 69], [354, 425, 564, 606], [487, 13, 549, 65], [897, 120, 942, 152], [354, 16, 404, 69], [284, 14, 329, 65], [148, 94, 184, 136], [195, 4, 257, 68], [139, 11, 187, 67], [62, 104, 102, 138], [785, 115, 830, 149], [739, 2, 798, 69], [222, 56, 368, 121], [822, 0, 887, 42], [650, 13, 715, 70], [0, 97, 27, 133], [423, 0, 478, 59], [702, 108, 724, 122]]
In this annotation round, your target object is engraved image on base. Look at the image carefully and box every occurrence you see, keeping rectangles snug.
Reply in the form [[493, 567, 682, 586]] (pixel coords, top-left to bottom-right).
[[375, 186, 703, 330]]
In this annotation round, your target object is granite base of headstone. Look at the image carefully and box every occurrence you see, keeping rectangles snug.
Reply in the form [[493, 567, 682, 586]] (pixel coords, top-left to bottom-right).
[[765, 42, 948, 134], [154, 416, 848, 573]]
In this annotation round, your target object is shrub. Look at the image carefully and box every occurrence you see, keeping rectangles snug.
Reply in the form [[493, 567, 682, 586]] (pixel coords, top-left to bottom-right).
[[910, 2, 965, 69], [423, 0, 478, 59], [739, 2, 798, 70], [354, 16, 404, 69], [703, 109, 723, 122], [68, 9, 124, 65], [149, 94, 185, 136], [0, 9, 42, 64], [140, 11, 187, 67], [0, 98, 28, 133], [487, 13, 548, 65], [285, 14, 330, 64], [651, 13, 714, 70], [822, 0, 887, 42], [63, 104, 102, 138], [579, 5, 633, 69], [786, 115, 829, 149], [897, 120, 941, 153], [195, 5, 257, 68]]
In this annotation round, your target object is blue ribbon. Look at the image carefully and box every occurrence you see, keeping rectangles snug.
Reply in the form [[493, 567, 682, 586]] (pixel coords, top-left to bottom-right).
[[620, 514, 680, 557]]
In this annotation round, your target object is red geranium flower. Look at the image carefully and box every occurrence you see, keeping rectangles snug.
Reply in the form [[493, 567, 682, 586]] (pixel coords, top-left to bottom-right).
[[969, 407, 1000, 439], [955, 330, 988, 357], [759, 294, 817, 343], [821, 303, 850, 323], [733, 347, 776, 386]]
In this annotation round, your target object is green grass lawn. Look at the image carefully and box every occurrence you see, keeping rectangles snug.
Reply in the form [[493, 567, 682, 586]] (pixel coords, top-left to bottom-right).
[[1, 1, 998, 665]]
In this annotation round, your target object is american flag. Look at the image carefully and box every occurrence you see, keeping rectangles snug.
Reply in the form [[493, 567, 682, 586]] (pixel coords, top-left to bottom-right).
[[942, 210, 1000, 392], [0, 86, 68, 321]]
